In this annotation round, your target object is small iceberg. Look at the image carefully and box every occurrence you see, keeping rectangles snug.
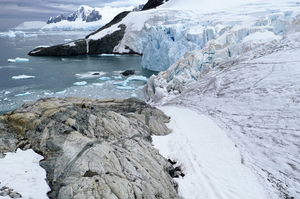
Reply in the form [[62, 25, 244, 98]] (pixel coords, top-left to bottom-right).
[[4, 91, 11, 95], [92, 83, 104, 86], [99, 54, 116, 56], [116, 86, 135, 90], [14, 92, 31, 97], [12, 75, 35, 79], [8, 57, 29, 63], [99, 77, 110, 81], [56, 90, 66, 94], [73, 81, 87, 86], [113, 80, 129, 87], [114, 76, 122, 80], [44, 92, 54, 95], [127, 76, 148, 81]]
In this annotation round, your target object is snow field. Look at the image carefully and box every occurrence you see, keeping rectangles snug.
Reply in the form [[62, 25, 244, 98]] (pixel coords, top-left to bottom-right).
[[153, 106, 267, 199], [0, 149, 50, 199]]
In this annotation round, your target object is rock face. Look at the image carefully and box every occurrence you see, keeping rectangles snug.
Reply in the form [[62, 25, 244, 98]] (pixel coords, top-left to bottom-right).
[[47, 14, 66, 24], [29, 39, 87, 56], [0, 97, 181, 199], [142, 0, 168, 10]]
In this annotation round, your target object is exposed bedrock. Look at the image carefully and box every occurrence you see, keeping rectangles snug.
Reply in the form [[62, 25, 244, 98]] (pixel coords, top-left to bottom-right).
[[0, 97, 181, 199]]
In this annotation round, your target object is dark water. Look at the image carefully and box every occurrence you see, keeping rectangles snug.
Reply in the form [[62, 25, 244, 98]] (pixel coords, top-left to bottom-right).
[[0, 30, 157, 113]]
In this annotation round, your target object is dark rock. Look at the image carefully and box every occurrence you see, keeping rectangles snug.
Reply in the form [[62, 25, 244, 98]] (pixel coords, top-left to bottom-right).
[[28, 39, 87, 56], [142, 0, 169, 10], [132, 4, 145, 12], [9, 192, 21, 198], [83, 170, 99, 177], [92, 72, 100, 75], [86, 10, 102, 22], [47, 14, 66, 24], [0, 191, 8, 196], [86, 11, 131, 39], [121, 70, 135, 76]]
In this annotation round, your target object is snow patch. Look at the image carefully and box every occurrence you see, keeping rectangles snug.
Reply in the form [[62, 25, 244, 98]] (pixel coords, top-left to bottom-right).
[[0, 149, 50, 199]]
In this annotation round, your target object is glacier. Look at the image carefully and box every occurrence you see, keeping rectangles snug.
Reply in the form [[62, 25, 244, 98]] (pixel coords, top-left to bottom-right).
[[86, 0, 300, 72], [141, 1, 300, 198]]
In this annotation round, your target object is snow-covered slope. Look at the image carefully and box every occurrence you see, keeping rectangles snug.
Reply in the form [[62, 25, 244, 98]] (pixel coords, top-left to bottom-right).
[[42, 5, 134, 31], [143, 9, 300, 199], [87, 0, 300, 71], [13, 21, 46, 30]]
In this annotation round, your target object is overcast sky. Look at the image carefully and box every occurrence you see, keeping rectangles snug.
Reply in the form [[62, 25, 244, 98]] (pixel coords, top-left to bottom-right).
[[0, 0, 147, 29]]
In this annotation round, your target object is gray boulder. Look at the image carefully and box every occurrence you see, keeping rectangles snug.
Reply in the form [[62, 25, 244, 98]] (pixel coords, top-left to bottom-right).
[[0, 97, 181, 199]]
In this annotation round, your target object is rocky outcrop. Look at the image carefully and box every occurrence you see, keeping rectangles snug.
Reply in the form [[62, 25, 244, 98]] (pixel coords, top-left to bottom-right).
[[47, 14, 66, 24], [142, 0, 168, 10], [28, 39, 87, 56], [0, 97, 181, 199], [86, 10, 102, 23]]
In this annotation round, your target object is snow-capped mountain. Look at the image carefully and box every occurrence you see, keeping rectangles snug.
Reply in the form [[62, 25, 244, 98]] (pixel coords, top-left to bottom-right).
[[47, 14, 66, 24], [13, 21, 46, 30], [42, 5, 134, 31]]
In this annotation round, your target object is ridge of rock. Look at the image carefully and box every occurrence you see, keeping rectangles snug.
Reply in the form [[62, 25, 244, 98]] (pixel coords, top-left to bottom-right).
[[0, 97, 181, 199]]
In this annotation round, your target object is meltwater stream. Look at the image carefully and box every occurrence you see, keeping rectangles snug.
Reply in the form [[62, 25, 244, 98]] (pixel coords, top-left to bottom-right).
[[0, 30, 158, 114]]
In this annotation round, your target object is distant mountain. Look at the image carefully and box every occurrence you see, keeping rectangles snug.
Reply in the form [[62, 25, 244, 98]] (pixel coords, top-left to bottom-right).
[[13, 21, 46, 30], [47, 14, 66, 24], [132, 4, 145, 12], [43, 5, 134, 30]]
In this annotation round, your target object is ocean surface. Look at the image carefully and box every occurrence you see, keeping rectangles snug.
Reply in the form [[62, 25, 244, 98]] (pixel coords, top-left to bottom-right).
[[0, 29, 157, 115]]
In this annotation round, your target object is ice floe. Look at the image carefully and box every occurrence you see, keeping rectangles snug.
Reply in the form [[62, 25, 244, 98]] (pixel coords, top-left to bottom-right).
[[56, 90, 67, 94], [99, 77, 111, 81], [14, 92, 32, 97], [73, 81, 87, 86], [12, 75, 35, 79], [127, 76, 148, 81], [116, 86, 135, 90], [8, 58, 30, 63], [92, 83, 104, 86]]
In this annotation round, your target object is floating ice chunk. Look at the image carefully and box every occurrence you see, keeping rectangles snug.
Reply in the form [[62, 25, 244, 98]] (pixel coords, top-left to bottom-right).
[[15, 57, 29, 62], [35, 45, 50, 48], [113, 80, 129, 87], [56, 90, 66, 94], [12, 75, 35, 79], [99, 77, 111, 81], [14, 92, 32, 97], [8, 59, 16, 63], [0, 148, 50, 199], [127, 76, 148, 81], [64, 39, 72, 42], [75, 71, 106, 79], [116, 86, 135, 90], [4, 91, 11, 95], [131, 92, 137, 97], [92, 83, 104, 86], [73, 81, 87, 86], [99, 54, 116, 56], [44, 92, 54, 95], [114, 76, 122, 80]]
